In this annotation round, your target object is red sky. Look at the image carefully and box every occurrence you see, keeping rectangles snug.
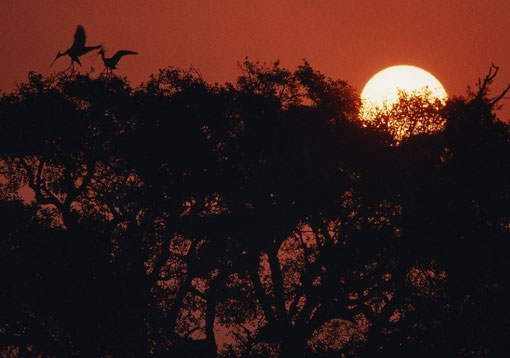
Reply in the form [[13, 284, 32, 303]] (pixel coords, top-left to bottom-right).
[[1, 0, 510, 118]]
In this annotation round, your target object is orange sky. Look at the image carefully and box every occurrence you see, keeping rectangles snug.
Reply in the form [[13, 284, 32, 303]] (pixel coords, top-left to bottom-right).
[[1, 0, 510, 119]]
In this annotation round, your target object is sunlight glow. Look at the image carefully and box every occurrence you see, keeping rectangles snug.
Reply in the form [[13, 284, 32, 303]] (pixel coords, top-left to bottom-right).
[[360, 65, 448, 120]]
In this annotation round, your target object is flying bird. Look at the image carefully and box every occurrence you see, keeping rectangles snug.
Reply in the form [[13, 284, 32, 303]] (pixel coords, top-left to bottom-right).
[[99, 47, 138, 73], [50, 25, 101, 70]]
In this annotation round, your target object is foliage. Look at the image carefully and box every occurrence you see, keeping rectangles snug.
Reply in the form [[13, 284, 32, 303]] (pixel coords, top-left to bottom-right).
[[0, 63, 509, 357], [360, 87, 446, 143]]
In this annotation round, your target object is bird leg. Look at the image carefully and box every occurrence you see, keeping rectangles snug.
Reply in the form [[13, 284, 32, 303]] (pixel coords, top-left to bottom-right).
[[63, 61, 73, 72]]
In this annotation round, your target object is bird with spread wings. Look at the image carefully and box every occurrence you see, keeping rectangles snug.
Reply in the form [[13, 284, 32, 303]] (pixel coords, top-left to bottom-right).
[[51, 25, 101, 71], [99, 47, 138, 74]]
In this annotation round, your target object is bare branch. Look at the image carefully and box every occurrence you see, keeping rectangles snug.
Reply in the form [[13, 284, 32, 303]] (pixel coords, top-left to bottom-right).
[[475, 63, 510, 106], [490, 83, 510, 106]]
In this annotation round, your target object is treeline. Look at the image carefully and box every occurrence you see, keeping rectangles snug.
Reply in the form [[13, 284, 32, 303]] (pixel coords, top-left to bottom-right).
[[0, 61, 509, 357]]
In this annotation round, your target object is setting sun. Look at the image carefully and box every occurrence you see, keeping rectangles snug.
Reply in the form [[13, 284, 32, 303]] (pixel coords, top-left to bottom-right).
[[360, 65, 448, 120]]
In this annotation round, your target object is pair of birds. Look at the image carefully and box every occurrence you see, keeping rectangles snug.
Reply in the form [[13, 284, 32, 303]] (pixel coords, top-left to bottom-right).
[[51, 25, 137, 73]]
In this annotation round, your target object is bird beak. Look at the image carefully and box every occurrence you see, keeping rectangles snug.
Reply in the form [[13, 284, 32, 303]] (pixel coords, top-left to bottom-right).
[[50, 53, 61, 67]]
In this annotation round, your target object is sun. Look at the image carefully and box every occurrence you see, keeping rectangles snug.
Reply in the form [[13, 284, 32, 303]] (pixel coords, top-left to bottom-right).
[[360, 65, 448, 120]]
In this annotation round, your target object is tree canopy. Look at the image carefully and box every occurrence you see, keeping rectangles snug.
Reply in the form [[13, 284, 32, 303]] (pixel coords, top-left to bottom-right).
[[0, 61, 509, 357]]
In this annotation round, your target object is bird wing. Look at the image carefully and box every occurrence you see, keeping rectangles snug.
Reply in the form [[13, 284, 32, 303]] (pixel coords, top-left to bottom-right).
[[72, 25, 86, 48], [111, 50, 138, 63]]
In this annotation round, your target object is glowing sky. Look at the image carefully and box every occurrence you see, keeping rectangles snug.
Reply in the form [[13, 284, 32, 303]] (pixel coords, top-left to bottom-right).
[[1, 0, 510, 118]]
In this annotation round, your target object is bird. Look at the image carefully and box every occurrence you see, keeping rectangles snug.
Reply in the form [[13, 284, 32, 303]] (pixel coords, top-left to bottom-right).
[[99, 47, 138, 73], [50, 25, 101, 70]]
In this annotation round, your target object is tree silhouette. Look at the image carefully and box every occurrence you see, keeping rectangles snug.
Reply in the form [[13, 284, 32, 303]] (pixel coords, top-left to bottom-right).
[[0, 63, 509, 357], [360, 87, 446, 143]]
